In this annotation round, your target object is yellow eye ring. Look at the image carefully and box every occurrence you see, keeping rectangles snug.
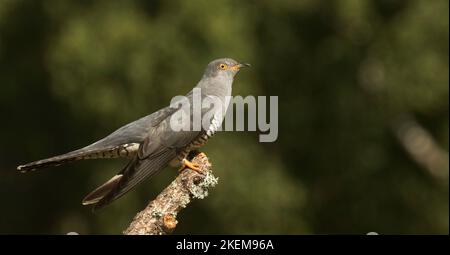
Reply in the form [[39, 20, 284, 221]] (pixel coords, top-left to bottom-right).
[[219, 63, 228, 70]]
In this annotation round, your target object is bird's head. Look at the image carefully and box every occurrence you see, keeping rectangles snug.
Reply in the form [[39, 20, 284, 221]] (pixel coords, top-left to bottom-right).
[[203, 58, 250, 79]]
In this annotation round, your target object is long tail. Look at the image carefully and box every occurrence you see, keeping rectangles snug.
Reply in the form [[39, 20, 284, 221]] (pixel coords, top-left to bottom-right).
[[17, 143, 140, 173]]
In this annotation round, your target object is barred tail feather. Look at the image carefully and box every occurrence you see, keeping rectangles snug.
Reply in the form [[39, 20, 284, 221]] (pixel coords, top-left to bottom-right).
[[17, 143, 140, 173], [17, 150, 93, 173]]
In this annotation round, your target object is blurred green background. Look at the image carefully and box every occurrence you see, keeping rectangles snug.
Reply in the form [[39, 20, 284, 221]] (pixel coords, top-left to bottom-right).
[[0, 0, 448, 234]]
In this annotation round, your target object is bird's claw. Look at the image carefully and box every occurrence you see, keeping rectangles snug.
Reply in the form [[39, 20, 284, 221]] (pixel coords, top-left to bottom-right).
[[179, 158, 203, 174], [197, 152, 206, 158]]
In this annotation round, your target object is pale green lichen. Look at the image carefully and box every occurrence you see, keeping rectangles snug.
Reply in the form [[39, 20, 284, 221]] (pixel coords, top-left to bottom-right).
[[179, 194, 191, 208], [151, 209, 163, 218], [189, 171, 219, 199]]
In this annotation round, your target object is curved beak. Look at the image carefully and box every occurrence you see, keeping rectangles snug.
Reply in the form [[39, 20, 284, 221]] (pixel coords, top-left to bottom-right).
[[239, 63, 251, 68], [232, 62, 251, 71]]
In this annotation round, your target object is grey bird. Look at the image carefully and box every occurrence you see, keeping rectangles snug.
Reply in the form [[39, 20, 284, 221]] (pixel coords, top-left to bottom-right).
[[17, 58, 250, 209]]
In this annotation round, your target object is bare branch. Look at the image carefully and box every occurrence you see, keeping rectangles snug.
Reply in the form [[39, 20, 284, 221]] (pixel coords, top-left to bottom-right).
[[393, 115, 449, 182]]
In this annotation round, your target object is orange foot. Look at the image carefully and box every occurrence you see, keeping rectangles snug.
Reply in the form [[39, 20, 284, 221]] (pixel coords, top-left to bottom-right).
[[179, 158, 202, 174]]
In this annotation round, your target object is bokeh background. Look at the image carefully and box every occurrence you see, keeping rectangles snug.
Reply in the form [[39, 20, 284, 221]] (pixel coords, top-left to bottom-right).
[[0, 0, 448, 234]]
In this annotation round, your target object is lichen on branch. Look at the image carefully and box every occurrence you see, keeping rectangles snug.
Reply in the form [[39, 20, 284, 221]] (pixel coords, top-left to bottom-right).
[[124, 153, 218, 235]]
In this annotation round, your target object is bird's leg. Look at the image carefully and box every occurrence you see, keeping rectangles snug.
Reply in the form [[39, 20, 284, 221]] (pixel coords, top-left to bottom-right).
[[179, 159, 202, 173], [178, 150, 207, 174], [187, 150, 201, 160]]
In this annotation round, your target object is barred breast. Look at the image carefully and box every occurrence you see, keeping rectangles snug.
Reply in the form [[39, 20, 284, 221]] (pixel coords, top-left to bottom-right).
[[175, 113, 222, 162]]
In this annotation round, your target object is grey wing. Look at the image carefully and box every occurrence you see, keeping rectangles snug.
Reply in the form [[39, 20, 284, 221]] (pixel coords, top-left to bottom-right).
[[83, 146, 178, 208], [83, 106, 177, 150], [83, 90, 217, 208], [85, 118, 204, 209]]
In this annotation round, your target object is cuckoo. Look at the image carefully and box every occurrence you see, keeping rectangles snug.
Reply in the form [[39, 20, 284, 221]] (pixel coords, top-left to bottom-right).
[[17, 58, 250, 209]]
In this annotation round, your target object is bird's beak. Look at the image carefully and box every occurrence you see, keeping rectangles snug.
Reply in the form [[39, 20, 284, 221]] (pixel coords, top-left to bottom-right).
[[239, 63, 251, 68], [231, 63, 251, 71]]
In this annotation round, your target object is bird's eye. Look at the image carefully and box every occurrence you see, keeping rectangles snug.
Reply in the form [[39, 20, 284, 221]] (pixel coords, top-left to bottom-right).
[[219, 63, 228, 70]]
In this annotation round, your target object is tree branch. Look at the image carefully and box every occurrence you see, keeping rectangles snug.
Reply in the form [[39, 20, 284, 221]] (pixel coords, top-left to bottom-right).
[[123, 152, 218, 235], [392, 115, 449, 183]]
